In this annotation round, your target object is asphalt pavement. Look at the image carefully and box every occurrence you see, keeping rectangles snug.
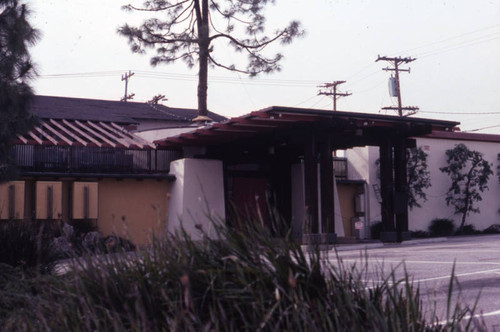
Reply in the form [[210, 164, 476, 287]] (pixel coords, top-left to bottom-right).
[[328, 234, 500, 331]]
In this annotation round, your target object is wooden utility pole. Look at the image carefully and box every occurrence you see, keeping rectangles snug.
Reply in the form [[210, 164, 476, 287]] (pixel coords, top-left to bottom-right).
[[318, 81, 351, 111], [376, 56, 419, 117], [121, 70, 135, 102]]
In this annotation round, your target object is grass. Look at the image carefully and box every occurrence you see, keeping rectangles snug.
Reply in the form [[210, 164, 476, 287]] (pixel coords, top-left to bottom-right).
[[0, 218, 486, 331]]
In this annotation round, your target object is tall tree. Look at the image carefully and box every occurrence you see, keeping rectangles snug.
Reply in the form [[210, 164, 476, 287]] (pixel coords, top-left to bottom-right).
[[440, 143, 492, 232], [118, 0, 302, 121], [0, 0, 39, 182]]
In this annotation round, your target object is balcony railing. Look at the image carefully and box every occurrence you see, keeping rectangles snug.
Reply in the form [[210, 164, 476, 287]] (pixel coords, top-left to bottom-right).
[[333, 157, 348, 179], [12, 145, 181, 174]]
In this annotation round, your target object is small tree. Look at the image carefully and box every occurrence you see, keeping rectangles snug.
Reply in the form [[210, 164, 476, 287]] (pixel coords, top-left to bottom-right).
[[0, 0, 38, 182], [118, 0, 303, 121], [440, 143, 492, 232]]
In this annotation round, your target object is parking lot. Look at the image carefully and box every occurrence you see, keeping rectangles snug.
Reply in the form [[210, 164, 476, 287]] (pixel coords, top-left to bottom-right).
[[330, 235, 500, 331]]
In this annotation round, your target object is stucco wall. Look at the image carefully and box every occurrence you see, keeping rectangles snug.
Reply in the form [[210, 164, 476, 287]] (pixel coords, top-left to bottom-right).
[[167, 158, 225, 241], [97, 179, 169, 245], [409, 137, 500, 231], [346, 138, 500, 233]]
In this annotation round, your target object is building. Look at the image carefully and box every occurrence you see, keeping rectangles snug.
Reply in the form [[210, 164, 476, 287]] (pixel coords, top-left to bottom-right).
[[347, 130, 500, 233], [0, 96, 224, 244]]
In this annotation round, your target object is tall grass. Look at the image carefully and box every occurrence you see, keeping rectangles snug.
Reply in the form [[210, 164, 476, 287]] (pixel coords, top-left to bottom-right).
[[1, 219, 485, 331]]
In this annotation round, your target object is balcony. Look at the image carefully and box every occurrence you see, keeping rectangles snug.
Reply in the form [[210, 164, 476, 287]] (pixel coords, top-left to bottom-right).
[[12, 145, 181, 175]]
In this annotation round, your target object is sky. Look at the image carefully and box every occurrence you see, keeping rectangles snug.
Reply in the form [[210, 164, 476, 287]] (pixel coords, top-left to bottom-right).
[[28, 0, 500, 133]]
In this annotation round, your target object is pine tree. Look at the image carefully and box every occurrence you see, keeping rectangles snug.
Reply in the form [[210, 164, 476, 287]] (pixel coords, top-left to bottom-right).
[[118, 0, 303, 121], [0, 0, 39, 182]]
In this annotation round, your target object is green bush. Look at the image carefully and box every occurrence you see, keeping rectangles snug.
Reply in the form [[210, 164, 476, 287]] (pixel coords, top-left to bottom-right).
[[428, 218, 455, 237], [0, 219, 483, 331]]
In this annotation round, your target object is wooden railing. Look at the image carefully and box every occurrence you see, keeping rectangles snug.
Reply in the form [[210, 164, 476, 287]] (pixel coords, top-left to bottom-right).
[[12, 145, 181, 174]]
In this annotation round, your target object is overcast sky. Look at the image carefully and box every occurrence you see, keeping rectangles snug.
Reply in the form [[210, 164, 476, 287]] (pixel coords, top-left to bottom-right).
[[29, 0, 500, 133]]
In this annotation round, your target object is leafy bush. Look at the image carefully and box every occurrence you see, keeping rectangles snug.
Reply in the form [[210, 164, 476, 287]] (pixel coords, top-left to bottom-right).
[[0, 220, 482, 331], [428, 218, 455, 237], [456, 224, 478, 235], [482, 224, 500, 234]]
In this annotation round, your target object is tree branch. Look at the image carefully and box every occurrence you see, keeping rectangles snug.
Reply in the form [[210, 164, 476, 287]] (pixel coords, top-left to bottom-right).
[[122, 1, 190, 12]]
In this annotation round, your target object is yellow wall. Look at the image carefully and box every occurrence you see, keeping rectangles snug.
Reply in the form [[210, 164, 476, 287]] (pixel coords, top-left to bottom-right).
[[337, 183, 361, 238], [35, 181, 63, 219], [0, 181, 25, 219], [97, 179, 169, 245]]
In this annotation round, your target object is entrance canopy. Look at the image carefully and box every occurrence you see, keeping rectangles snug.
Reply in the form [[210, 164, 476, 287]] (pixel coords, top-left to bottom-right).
[[155, 107, 459, 243]]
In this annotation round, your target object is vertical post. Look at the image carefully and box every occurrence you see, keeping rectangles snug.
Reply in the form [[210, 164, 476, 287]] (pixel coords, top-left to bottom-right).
[[394, 140, 410, 241], [379, 139, 396, 242], [394, 61, 403, 116], [83, 185, 89, 219], [47, 185, 53, 219], [319, 133, 335, 236], [8, 185, 15, 219], [304, 133, 319, 234]]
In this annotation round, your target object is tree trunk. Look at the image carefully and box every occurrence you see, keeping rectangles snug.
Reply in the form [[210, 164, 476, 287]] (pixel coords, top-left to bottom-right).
[[193, 0, 211, 122]]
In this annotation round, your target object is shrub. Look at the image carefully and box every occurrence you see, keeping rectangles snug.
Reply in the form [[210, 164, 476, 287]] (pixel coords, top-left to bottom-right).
[[456, 224, 478, 235], [428, 218, 455, 237], [1, 220, 482, 331], [0, 220, 61, 269], [483, 224, 500, 234]]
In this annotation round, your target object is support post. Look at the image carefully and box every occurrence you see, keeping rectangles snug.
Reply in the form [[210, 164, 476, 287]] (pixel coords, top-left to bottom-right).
[[394, 139, 410, 241], [319, 133, 335, 237], [379, 139, 396, 242], [304, 134, 319, 234]]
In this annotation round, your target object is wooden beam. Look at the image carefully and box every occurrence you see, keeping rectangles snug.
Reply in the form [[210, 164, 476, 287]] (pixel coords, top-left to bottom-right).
[[27, 130, 43, 145], [110, 122, 155, 149], [99, 122, 140, 148], [87, 121, 130, 148], [50, 119, 87, 146], [41, 121, 73, 146], [62, 120, 102, 147], [34, 126, 58, 145], [75, 120, 115, 147], [16, 134, 28, 144]]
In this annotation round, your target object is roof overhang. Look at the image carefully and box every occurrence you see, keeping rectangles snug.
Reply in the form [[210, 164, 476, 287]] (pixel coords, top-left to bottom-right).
[[155, 106, 459, 149]]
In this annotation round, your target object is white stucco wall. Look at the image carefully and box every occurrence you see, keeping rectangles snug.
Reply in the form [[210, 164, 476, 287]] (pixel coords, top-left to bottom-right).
[[168, 158, 225, 240], [346, 137, 500, 232], [409, 137, 500, 231], [346, 146, 381, 225]]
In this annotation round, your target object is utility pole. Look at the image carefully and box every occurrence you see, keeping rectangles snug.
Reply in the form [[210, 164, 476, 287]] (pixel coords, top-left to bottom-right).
[[376, 55, 419, 117], [121, 70, 135, 102], [318, 81, 351, 111]]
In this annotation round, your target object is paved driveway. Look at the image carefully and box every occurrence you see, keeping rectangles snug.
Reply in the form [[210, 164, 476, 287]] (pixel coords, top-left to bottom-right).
[[330, 235, 500, 331]]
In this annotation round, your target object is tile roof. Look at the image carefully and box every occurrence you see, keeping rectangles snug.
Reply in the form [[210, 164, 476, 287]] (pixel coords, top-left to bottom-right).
[[30, 96, 227, 124]]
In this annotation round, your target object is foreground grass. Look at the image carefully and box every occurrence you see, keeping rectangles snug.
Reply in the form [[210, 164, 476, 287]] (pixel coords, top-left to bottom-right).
[[0, 221, 485, 331]]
